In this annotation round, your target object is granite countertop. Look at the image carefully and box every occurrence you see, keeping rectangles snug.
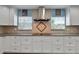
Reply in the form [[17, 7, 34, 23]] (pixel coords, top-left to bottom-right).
[[1, 33, 79, 36]]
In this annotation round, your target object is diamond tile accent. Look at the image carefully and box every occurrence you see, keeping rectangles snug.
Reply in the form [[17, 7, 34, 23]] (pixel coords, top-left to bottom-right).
[[36, 22, 47, 32]]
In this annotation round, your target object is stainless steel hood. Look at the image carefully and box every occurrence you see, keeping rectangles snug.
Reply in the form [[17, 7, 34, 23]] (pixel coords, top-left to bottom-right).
[[38, 6, 46, 19], [34, 6, 50, 21]]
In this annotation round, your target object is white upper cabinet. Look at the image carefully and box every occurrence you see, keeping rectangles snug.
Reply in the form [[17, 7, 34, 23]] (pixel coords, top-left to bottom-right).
[[0, 6, 17, 26], [0, 6, 9, 25], [9, 8, 17, 26], [66, 8, 70, 26], [70, 7, 79, 25]]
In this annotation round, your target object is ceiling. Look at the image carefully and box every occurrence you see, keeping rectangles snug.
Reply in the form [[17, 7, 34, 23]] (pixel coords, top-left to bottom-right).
[[6, 5, 71, 9]]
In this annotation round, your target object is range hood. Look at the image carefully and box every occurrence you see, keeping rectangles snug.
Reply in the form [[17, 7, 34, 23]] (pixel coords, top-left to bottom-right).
[[38, 6, 45, 19], [34, 6, 50, 21], [32, 6, 51, 35]]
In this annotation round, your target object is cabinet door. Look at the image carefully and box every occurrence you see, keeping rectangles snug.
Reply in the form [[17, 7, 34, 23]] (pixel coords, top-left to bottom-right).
[[3, 36, 21, 52], [0, 37, 3, 53], [21, 36, 33, 53], [66, 8, 70, 26], [9, 8, 17, 26], [42, 36, 52, 53], [9, 36, 21, 52], [3, 36, 11, 52], [64, 36, 76, 46], [70, 7, 79, 25], [74, 37, 79, 53], [51, 37, 64, 53], [21, 36, 32, 45], [52, 37, 64, 45], [9, 36, 21, 46], [32, 36, 42, 53], [63, 36, 76, 53], [0, 6, 9, 25]]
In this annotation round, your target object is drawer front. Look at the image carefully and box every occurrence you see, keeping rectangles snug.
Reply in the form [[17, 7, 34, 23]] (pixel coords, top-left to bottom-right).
[[4, 45, 21, 52], [75, 46, 79, 53], [51, 37, 64, 45], [42, 37, 52, 53], [3, 37, 11, 51], [21, 45, 32, 53], [32, 37, 42, 53], [75, 37, 79, 46], [52, 45, 64, 53], [32, 37, 43, 44], [21, 37, 32, 45], [32, 45, 42, 53], [63, 46, 76, 53], [3, 36, 21, 52], [0, 37, 3, 53], [42, 45, 52, 53], [5, 36, 21, 46], [10, 40, 21, 46], [64, 37, 76, 46]]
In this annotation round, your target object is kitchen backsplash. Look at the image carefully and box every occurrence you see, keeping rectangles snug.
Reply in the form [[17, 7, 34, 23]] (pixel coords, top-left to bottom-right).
[[0, 26, 79, 35]]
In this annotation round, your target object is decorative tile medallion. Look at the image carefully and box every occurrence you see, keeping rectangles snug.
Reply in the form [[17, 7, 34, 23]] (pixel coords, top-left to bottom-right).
[[36, 22, 47, 32]]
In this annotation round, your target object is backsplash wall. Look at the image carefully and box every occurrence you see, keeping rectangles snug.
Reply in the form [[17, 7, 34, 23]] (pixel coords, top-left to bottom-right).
[[0, 26, 79, 35]]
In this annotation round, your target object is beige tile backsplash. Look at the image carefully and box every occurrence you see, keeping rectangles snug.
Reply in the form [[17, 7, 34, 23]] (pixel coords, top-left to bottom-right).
[[0, 26, 79, 35]]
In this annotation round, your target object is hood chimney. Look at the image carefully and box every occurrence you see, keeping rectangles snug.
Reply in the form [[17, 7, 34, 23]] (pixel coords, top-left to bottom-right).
[[38, 6, 45, 19]]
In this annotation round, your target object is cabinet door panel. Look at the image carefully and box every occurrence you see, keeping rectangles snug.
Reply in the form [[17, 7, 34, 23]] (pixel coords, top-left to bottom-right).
[[42, 37, 52, 53], [70, 7, 79, 25], [64, 37, 76, 46], [0, 37, 3, 53], [75, 37, 79, 46], [64, 46, 76, 53], [73, 37, 79, 53], [3, 36, 21, 52], [9, 36, 21, 46], [9, 8, 15, 25], [0, 6, 9, 25], [3, 37, 11, 51], [51, 37, 63, 45], [21, 37, 32, 45], [52, 45, 64, 53], [10, 8, 17, 26], [21, 45, 32, 53], [32, 37, 42, 53], [7, 45, 21, 52]]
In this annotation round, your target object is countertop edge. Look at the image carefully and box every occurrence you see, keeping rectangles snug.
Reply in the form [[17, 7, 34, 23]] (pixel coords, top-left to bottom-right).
[[1, 33, 79, 36]]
